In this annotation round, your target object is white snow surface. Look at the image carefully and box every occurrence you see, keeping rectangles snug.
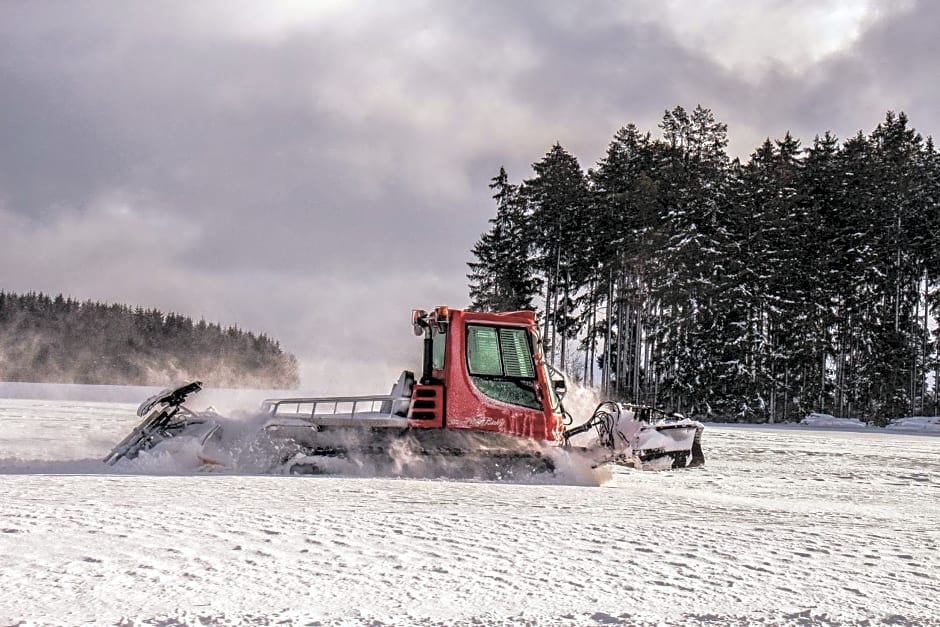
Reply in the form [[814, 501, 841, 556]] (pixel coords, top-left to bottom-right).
[[1, 393, 939, 626]]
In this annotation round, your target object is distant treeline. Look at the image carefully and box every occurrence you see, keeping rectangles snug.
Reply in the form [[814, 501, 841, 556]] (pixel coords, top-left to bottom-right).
[[0, 290, 299, 388], [468, 107, 940, 424]]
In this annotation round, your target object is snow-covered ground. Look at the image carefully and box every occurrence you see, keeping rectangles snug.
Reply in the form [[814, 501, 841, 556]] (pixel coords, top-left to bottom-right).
[[1, 393, 939, 626]]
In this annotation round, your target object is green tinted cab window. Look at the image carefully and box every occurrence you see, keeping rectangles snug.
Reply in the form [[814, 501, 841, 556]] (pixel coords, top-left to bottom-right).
[[499, 328, 535, 378], [466, 324, 540, 410], [431, 329, 446, 370], [467, 326, 502, 376]]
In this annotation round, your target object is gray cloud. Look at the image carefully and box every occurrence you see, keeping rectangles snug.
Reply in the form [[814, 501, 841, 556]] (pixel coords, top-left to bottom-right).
[[1, 0, 936, 391]]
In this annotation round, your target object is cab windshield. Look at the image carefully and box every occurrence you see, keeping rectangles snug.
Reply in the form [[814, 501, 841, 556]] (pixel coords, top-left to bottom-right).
[[465, 324, 541, 410]]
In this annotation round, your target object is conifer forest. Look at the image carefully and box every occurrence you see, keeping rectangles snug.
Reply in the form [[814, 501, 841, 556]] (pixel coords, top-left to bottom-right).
[[468, 107, 940, 424], [0, 291, 299, 388]]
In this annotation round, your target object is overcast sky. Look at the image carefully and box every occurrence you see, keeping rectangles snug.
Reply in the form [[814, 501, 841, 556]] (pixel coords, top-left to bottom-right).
[[1, 0, 937, 391]]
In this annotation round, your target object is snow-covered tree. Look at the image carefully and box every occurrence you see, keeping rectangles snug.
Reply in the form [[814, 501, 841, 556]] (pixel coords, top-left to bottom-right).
[[468, 167, 539, 313]]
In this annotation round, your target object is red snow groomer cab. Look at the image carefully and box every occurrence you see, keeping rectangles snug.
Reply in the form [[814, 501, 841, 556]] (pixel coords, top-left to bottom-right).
[[406, 307, 564, 440], [105, 306, 705, 474]]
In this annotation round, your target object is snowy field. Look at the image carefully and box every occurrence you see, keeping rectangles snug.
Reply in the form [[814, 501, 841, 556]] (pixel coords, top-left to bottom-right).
[[1, 393, 939, 626]]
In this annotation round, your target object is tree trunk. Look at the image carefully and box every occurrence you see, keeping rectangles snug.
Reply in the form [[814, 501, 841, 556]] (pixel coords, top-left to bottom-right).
[[604, 273, 613, 395], [633, 280, 642, 403], [542, 266, 552, 365]]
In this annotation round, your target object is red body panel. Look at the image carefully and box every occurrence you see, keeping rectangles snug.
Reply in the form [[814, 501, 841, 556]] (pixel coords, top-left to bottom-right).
[[407, 384, 444, 428], [410, 309, 563, 444]]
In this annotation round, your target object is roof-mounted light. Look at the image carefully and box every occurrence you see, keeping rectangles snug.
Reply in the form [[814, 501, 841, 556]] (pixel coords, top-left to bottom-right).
[[432, 305, 451, 332], [412, 309, 429, 336]]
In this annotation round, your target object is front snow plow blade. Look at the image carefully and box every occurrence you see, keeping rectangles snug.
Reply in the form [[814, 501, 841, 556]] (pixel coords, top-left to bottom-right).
[[563, 402, 705, 469], [104, 381, 220, 465]]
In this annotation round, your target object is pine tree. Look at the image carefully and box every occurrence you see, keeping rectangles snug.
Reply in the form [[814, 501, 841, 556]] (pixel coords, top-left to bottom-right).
[[523, 143, 589, 368], [467, 167, 539, 312], [588, 124, 665, 399], [798, 131, 842, 415], [648, 105, 732, 416]]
